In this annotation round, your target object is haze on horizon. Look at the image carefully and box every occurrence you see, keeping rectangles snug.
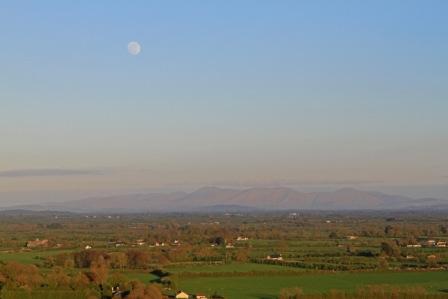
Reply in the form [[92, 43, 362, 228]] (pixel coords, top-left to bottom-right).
[[1, 1, 447, 205]]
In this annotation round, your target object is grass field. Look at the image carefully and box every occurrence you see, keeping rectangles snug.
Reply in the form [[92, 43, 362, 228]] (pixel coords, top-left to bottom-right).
[[0, 249, 74, 265], [166, 263, 301, 274], [177, 270, 448, 299]]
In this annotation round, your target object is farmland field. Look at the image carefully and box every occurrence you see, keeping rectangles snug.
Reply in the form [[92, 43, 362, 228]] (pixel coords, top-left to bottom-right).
[[166, 262, 301, 274], [0, 249, 75, 265], [177, 270, 448, 299], [1, 212, 448, 298]]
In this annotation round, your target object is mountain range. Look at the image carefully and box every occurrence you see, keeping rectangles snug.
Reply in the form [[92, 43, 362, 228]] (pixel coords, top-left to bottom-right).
[[3, 186, 448, 213]]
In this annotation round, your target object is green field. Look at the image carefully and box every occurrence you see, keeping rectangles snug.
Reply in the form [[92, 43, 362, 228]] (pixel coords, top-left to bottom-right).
[[166, 262, 301, 274], [0, 250, 74, 265], [3, 250, 448, 299], [177, 270, 448, 299], [2, 213, 448, 299], [118, 270, 159, 283]]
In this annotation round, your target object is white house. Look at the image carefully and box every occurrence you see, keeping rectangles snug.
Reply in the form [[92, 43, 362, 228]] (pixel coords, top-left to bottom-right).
[[266, 253, 283, 261], [176, 291, 189, 299], [436, 241, 447, 247]]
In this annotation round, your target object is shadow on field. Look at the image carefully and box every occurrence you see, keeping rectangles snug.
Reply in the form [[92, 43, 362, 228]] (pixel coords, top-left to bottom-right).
[[150, 269, 171, 283]]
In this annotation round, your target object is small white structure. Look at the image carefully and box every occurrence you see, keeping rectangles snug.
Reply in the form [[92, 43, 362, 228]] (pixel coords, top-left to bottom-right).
[[176, 291, 189, 299], [266, 253, 283, 261], [85, 245, 92, 250], [237, 236, 249, 241], [151, 242, 166, 247], [427, 240, 436, 246], [436, 241, 447, 247]]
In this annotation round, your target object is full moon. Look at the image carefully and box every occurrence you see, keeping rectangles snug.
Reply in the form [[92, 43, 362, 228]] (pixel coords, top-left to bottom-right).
[[127, 41, 141, 55]]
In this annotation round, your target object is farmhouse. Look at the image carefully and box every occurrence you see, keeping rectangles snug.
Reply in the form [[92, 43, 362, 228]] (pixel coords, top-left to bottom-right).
[[136, 239, 146, 246], [225, 243, 235, 248], [436, 241, 446, 247], [26, 238, 49, 248], [115, 242, 126, 248], [266, 253, 283, 261], [176, 291, 189, 299], [150, 242, 166, 247], [111, 286, 123, 297]]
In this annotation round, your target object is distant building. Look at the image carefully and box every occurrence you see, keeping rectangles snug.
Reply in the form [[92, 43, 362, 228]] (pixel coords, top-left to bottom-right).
[[176, 291, 189, 299], [115, 242, 126, 248], [236, 236, 249, 241], [436, 241, 446, 247], [85, 245, 92, 250], [26, 238, 49, 248], [406, 244, 422, 248], [266, 253, 283, 261], [195, 294, 208, 299], [111, 286, 122, 297], [151, 242, 166, 247], [346, 235, 358, 240], [225, 243, 234, 249]]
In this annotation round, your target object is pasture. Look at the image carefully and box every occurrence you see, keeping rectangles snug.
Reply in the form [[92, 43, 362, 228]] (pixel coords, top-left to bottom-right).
[[177, 270, 448, 299]]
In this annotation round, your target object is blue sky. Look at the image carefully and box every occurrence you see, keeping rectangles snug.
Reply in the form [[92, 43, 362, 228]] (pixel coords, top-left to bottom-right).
[[0, 1, 447, 203]]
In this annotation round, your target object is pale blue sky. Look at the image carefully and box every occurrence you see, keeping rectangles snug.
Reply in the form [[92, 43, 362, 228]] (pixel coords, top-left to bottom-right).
[[0, 1, 447, 202]]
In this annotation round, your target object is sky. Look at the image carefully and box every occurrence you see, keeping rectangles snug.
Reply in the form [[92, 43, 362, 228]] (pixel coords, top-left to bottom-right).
[[1, 1, 447, 205]]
